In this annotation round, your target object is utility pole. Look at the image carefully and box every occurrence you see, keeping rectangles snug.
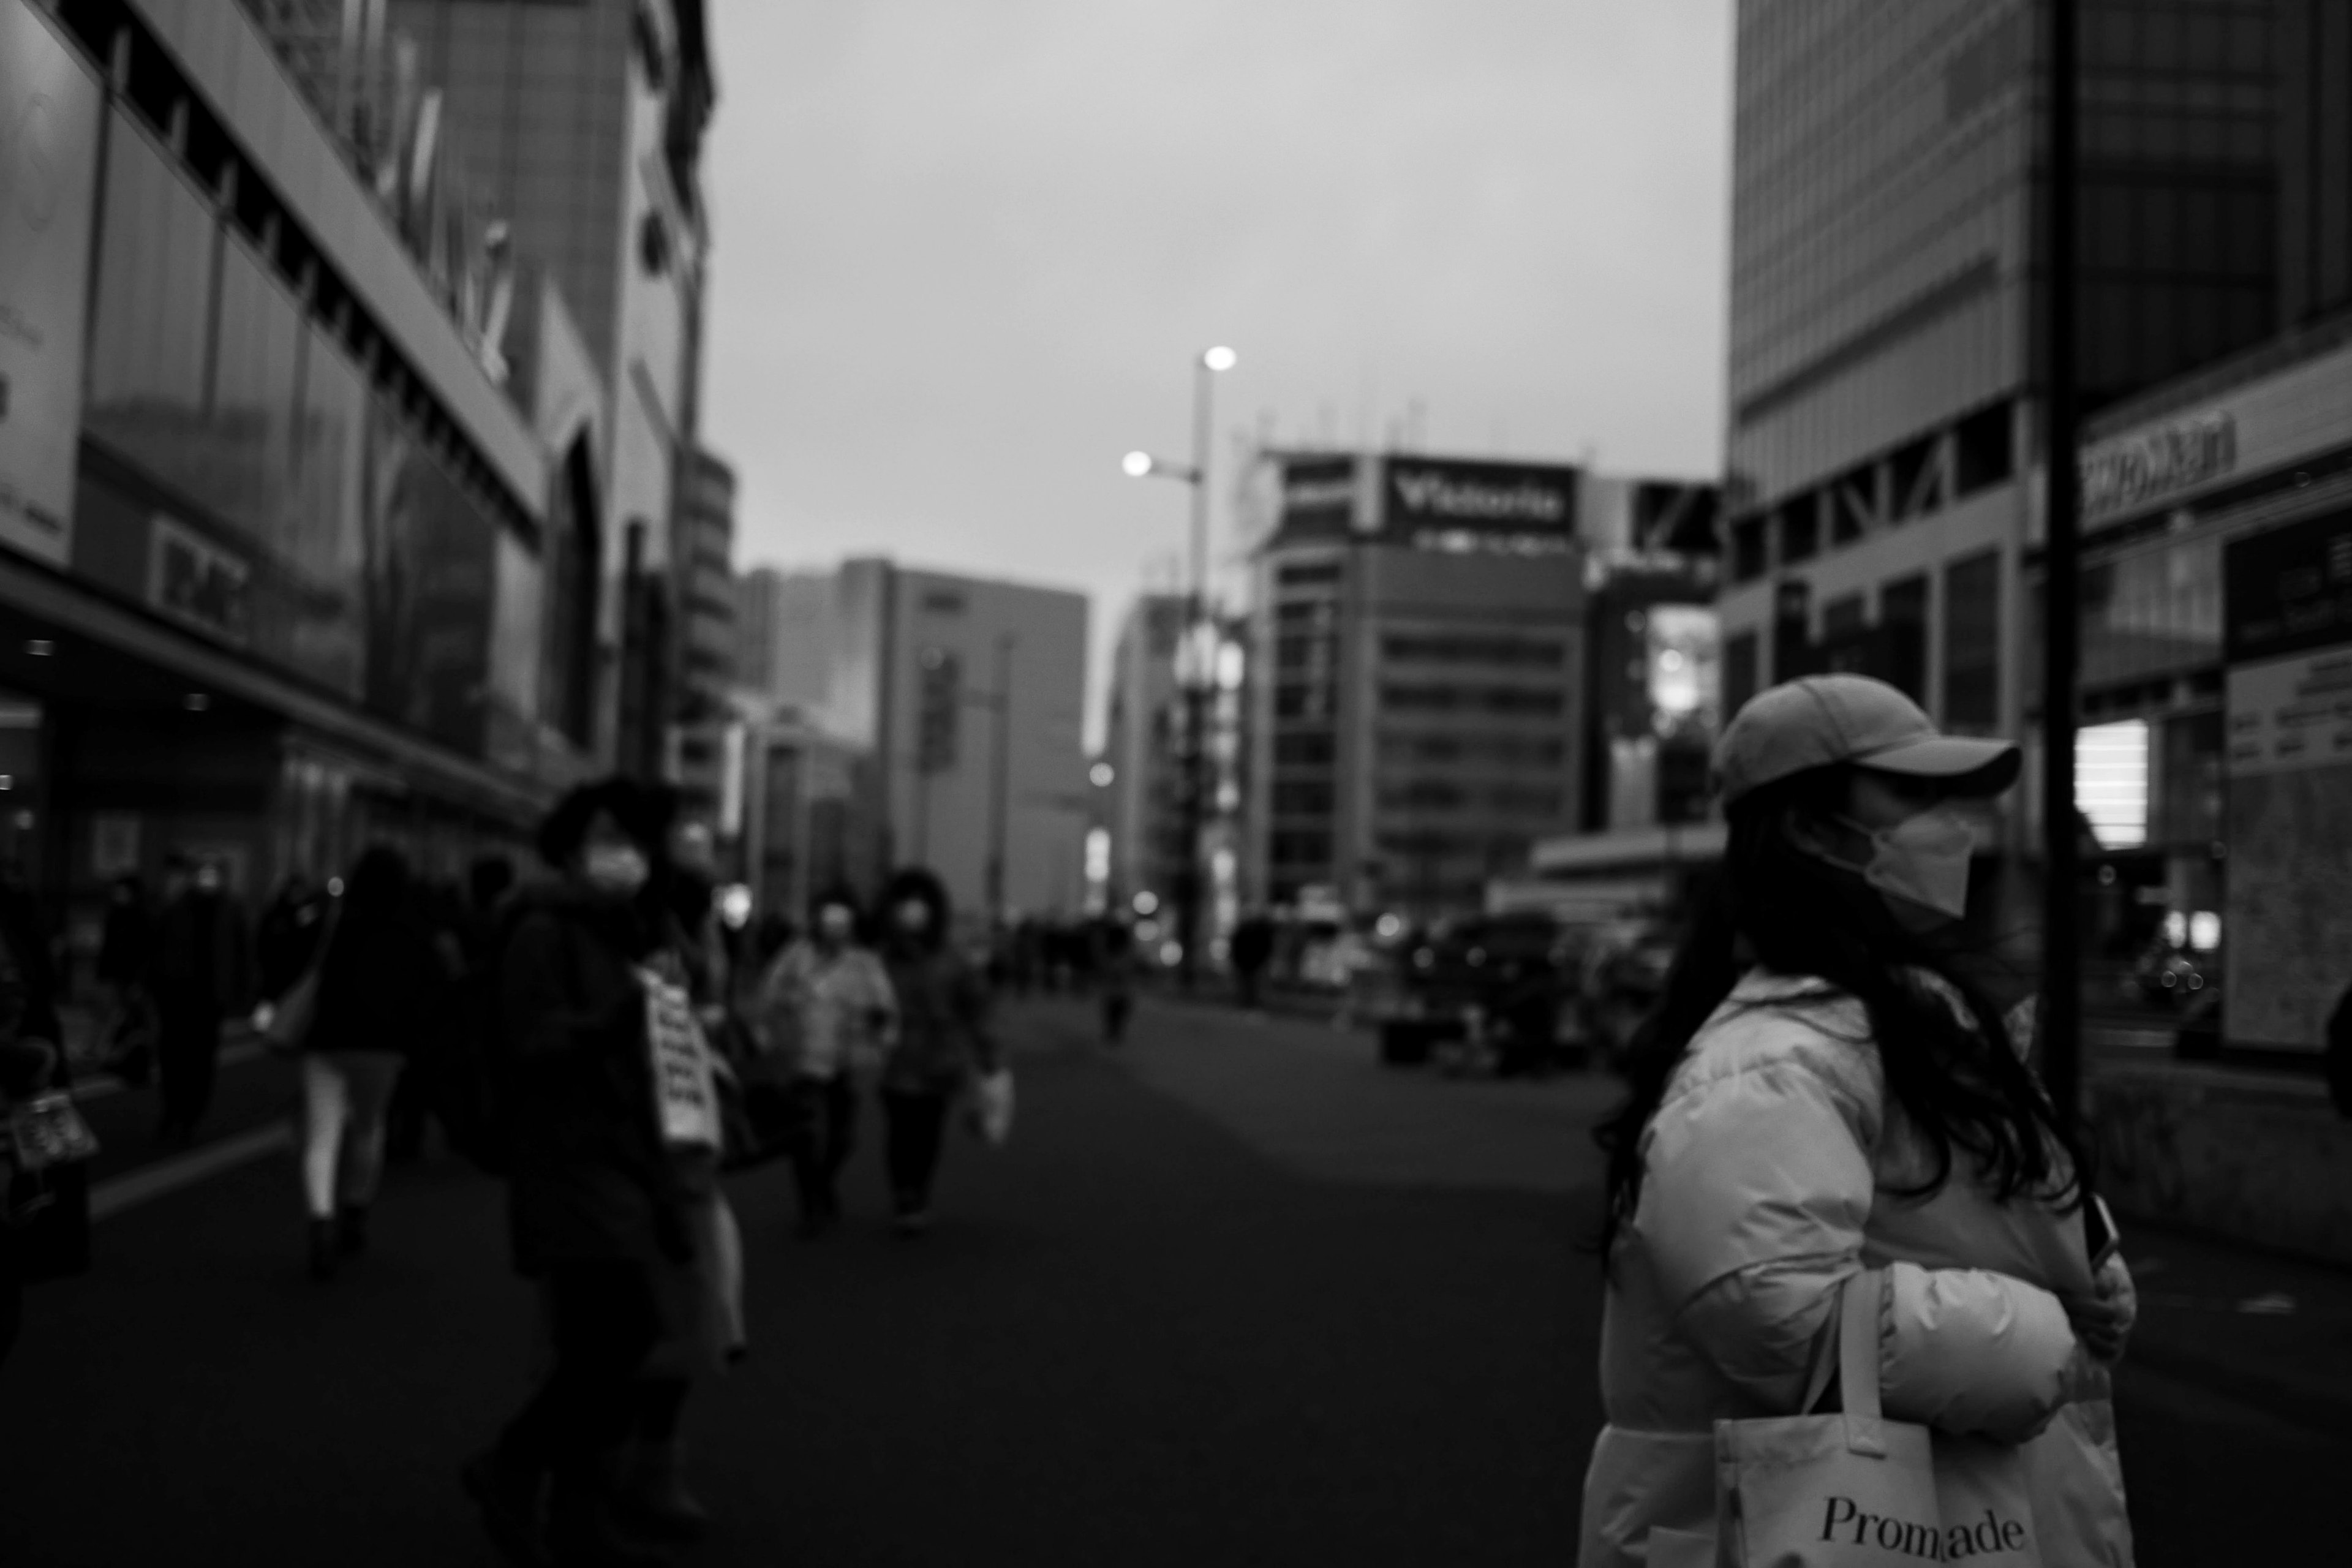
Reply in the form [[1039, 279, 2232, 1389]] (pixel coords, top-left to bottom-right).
[[2040, 0, 2083, 1129]]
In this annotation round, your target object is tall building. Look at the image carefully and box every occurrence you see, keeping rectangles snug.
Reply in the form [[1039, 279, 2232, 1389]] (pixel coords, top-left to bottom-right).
[[729, 567, 835, 715], [1100, 594, 1185, 911], [822, 562, 1092, 927], [1716, 1, 2288, 811], [674, 448, 734, 817], [386, 0, 715, 775], [0, 0, 586, 925], [1240, 452, 1591, 922]]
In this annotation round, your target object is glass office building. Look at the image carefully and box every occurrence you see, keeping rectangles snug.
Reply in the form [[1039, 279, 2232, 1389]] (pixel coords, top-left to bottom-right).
[[1719, 0, 2286, 785], [0, 0, 582, 942]]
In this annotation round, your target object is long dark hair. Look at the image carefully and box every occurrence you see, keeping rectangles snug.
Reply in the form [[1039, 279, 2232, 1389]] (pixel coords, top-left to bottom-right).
[[1591, 764, 2089, 1267]]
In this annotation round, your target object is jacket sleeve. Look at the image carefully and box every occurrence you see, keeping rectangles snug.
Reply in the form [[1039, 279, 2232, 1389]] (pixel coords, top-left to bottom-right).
[[1639, 1042, 2081, 1442]]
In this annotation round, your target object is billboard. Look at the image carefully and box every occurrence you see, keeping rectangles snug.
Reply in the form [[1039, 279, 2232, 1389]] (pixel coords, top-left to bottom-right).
[[1378, 457, 1578, 556], [1272, 453, 1360, 542], [2222, 507, 2352, 1052], [0, 0, 102, 565]]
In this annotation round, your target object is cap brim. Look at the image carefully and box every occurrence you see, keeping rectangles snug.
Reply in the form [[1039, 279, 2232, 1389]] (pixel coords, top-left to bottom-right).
[[1855, 734, 2022, 796]]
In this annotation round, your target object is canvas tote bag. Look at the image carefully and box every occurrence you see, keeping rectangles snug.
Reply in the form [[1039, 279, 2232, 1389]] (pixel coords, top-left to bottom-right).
[[1712, 1270, 2040, 1567]]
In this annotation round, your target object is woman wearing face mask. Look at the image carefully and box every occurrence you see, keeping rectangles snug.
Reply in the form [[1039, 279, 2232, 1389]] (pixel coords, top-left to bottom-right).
[[758, 888, 898, 1237], [874, 867, 998, 1235], [465, 778, 712, 1568], [1577, 675, 2136, 1568]]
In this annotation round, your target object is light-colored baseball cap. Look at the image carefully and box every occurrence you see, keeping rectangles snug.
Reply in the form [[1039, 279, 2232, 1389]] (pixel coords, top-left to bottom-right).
[[1713, 674, 2021, 807]]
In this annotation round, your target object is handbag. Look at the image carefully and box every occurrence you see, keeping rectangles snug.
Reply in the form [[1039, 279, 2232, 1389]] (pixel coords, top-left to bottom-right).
[[965, 1065, 1014, 1147], [262, 899, 342, 1055], [1711, 1270, 2040, 1567], [3, 1090, 100, 1284]]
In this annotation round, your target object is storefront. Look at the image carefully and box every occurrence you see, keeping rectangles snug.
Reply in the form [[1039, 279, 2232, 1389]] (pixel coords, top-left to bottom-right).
[[2073, 315, 2352, 1060]]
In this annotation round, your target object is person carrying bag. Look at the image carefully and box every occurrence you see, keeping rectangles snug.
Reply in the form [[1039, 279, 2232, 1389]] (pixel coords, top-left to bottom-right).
[[1576, 677, 2135, 1568]]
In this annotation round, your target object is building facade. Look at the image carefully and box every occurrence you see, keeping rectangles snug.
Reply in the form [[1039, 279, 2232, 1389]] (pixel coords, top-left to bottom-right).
[[1240, 452, 1590, 922], [1717, 0, 2290, 843], [674, 446, 733, 816], [0, 0, 593, 945], [1100, 593, 1184, 913], [728, 565, 834, 715], [386, 0, 714, 777], [820, 560, 1091, 930]]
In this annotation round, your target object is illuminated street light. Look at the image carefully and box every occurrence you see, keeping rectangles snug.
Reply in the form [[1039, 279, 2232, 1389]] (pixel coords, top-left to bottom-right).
[[1202, 345, 1237, 372], [1121, 450, 1153, 478]]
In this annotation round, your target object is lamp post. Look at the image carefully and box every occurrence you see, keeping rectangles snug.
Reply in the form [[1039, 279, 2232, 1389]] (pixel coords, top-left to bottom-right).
[[1123, 344, 1237, 990]]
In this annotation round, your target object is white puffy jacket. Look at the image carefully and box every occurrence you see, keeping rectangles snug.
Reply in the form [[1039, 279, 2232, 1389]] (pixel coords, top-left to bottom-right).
[[1577, 970, 2133, 1567]]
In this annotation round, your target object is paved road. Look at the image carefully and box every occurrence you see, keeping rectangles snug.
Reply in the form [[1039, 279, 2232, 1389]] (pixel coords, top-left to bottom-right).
[[2, 997, 2343, 1564]]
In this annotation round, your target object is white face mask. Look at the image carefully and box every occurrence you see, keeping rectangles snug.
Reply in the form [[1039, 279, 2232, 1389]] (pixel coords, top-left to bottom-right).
[[582, 843, 649, 896], [1829, 805, 1976, 926]]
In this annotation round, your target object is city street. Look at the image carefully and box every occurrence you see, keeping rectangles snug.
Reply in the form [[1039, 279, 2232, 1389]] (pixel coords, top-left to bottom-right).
[[5, 997, 2348, 1566]]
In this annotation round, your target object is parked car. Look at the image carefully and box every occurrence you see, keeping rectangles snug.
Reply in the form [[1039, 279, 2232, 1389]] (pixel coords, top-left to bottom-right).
[[1368, 912, 1586, 1074], [2131, 937, 2214, 1008]]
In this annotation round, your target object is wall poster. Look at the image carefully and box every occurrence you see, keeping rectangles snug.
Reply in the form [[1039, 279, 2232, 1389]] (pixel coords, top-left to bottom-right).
[[2222, 507, 2352, 1052]]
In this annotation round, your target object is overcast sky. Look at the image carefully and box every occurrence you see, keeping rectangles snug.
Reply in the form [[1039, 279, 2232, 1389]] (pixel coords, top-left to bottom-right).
[[699, 1, 1732, 739]]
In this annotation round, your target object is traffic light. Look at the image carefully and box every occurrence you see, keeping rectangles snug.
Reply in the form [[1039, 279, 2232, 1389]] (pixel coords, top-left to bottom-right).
[[917, 647, 962, 772]]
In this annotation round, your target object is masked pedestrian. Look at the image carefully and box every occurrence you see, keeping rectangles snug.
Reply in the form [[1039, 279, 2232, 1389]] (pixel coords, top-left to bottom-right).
[[875, 868, 998, 1235], [757, 888, 897, 1237], [149, 856, 254, 1148], [464, 778, 721, 1567], [1577, 676, 2135, 1567], [294, 846, 450, 1281]]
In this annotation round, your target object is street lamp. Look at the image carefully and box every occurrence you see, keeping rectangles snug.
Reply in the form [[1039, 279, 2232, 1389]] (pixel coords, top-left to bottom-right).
[[1122, 344, 1238, 989]]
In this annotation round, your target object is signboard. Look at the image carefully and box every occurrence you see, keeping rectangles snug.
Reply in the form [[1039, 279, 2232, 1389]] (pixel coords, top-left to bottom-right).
[[148, 514, 254, 645], [2222, 508, 2352, 1054], [0, 0, 102, 565], [1379, 457, 1578, 554], [2079, 409, 2237, 530]]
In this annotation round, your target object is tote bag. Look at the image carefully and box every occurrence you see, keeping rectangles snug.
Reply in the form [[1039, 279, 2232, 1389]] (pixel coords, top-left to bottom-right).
[[1713, 1270, 2040, 1567]]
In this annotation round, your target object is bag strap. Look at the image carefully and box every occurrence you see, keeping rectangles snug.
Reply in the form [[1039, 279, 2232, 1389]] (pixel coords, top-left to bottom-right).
[[1836, 1268, 1887, 1457]]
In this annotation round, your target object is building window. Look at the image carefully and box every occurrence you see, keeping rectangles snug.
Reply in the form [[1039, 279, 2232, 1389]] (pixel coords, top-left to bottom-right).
[[1381, 635, 1565, 667], [921, 590, 967, 616], [1954, 403, 2012, 497], [1780, 495, 1820, 563], [1724, 630, 1760, 717], [1379, 684, 1565, 717], [1730, 517, 1768, 582], [1882, 575, 1929, 703], [1272, 780, 1335, 816], [1271, 831, 1332, 866], [1273, 731, 1335, 766], [1942, 549, 2002, 730], [1276, 561, 1341, 587]]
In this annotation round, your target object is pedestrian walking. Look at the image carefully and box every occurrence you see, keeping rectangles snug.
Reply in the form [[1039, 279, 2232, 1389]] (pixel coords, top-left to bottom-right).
[[875, 867, 999, 1235], [464, 777, 722, 1567], [1577, 676, 2136, 1567], [148, 856, 254, 1148], [95, 873, 156, 1082], [1, 886, 66, 1372], [1095, 914, 1136, 1044], [2324, 978, 2352, 1120], [293, 847, 451, 1281], [756, 888, 897, 1237], [1230, 911, 1275, 1011]]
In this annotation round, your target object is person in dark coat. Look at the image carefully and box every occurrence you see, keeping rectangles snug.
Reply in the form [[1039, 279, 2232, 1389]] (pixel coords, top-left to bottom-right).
[[295, 847, 451, 1280], [255, 873, 327, 1006], [464, 779, 712, 1567], [875, 867, 1000, 1235], [0, 903, 64, 1373], [1230, 911, 1276, 1011], [96, 873, 156, 1080], [148, 856, 254, 1148], [2326, 980, 2352, 1121]]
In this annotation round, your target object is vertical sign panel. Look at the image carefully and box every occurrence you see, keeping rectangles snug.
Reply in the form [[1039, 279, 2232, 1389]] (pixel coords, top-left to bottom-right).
[[2222, 508, 2352, 1052], [0, 0, 100, 564]]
